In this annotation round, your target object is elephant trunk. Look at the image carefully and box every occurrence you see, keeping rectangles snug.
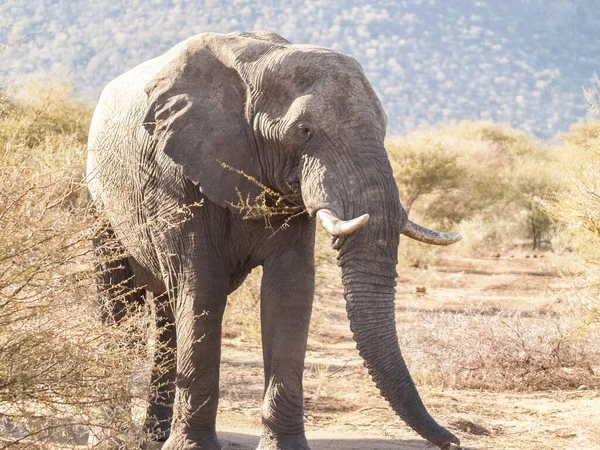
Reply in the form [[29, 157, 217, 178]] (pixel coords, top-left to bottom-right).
[[334, 173, 460, 449]]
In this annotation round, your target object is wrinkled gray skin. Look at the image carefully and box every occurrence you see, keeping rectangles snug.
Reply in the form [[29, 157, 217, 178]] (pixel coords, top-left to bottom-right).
[[87, 31, 461, 450]]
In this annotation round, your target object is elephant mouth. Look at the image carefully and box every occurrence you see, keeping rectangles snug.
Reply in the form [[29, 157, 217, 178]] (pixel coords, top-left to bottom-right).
[[238, 190, 305, 221]]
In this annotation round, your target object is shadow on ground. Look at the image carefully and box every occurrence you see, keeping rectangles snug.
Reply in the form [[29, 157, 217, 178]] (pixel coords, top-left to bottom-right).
[[219, 431, 477, 450], [0, 423, 478, 449]]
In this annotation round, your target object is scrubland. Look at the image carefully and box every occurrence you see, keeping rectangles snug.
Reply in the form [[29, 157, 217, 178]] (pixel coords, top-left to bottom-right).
[[1, 83, 599, 448]]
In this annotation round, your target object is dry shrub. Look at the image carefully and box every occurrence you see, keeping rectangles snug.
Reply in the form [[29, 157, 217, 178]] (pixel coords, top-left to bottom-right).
[[400, 306, 600, 391], [387, 136, 462, 214], [541, 84, 600, 373], [387, 119, 600, 391], [0, 83, 149, 448], [387, 121, 561, 260]]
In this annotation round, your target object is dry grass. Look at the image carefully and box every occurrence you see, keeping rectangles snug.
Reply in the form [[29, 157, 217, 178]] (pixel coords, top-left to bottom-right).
[[401, 306, 599, 391], [0, 83, 150, 448]]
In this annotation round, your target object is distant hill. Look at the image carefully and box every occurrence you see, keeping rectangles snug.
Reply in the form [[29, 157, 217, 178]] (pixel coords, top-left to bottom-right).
[[2, 0, 598, 139]]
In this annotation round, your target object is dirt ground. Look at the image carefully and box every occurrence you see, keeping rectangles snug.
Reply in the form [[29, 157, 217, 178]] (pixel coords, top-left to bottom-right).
[[218, 253, 600, 450]]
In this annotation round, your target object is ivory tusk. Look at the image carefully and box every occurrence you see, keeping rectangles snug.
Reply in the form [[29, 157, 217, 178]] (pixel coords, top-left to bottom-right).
[[317, 209, 370, 235], [401, 220, 462, 245]]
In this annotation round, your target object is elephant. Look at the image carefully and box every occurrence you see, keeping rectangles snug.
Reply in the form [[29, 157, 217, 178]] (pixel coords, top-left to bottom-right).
[[86, 31, 463, 450]]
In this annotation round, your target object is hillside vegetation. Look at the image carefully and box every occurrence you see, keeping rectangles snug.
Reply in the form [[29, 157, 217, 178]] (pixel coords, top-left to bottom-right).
[[2, 0, 599, 138]]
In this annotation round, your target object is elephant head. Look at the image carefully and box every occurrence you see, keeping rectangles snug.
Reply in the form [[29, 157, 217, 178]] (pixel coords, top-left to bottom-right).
[[143, 31, 461, 449]]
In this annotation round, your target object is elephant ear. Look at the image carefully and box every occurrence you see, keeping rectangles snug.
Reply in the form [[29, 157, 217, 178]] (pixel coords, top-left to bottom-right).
[[143, 33, 277, 210]]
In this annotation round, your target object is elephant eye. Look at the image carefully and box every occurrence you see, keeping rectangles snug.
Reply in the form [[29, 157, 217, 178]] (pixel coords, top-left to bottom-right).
[[297, 123, 313, 140]]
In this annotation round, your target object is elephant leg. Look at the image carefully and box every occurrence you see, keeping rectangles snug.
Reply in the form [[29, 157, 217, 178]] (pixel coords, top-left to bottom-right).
[[161, 277, 227, 450], [89, 224, 148, 447], [92, 222, 146, 324], [143, 291, 176, 444], [258, 230, 315, 450]]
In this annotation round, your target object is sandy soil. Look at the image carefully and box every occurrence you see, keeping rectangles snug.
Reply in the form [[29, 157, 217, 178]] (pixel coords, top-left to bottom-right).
[[218, 253, 600, 450]]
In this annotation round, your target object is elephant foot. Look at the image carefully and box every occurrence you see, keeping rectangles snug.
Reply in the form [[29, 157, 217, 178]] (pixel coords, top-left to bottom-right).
[[160, 429, 221, 450], [256, 433, 311, 450], [440, 444, 463, 450]]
